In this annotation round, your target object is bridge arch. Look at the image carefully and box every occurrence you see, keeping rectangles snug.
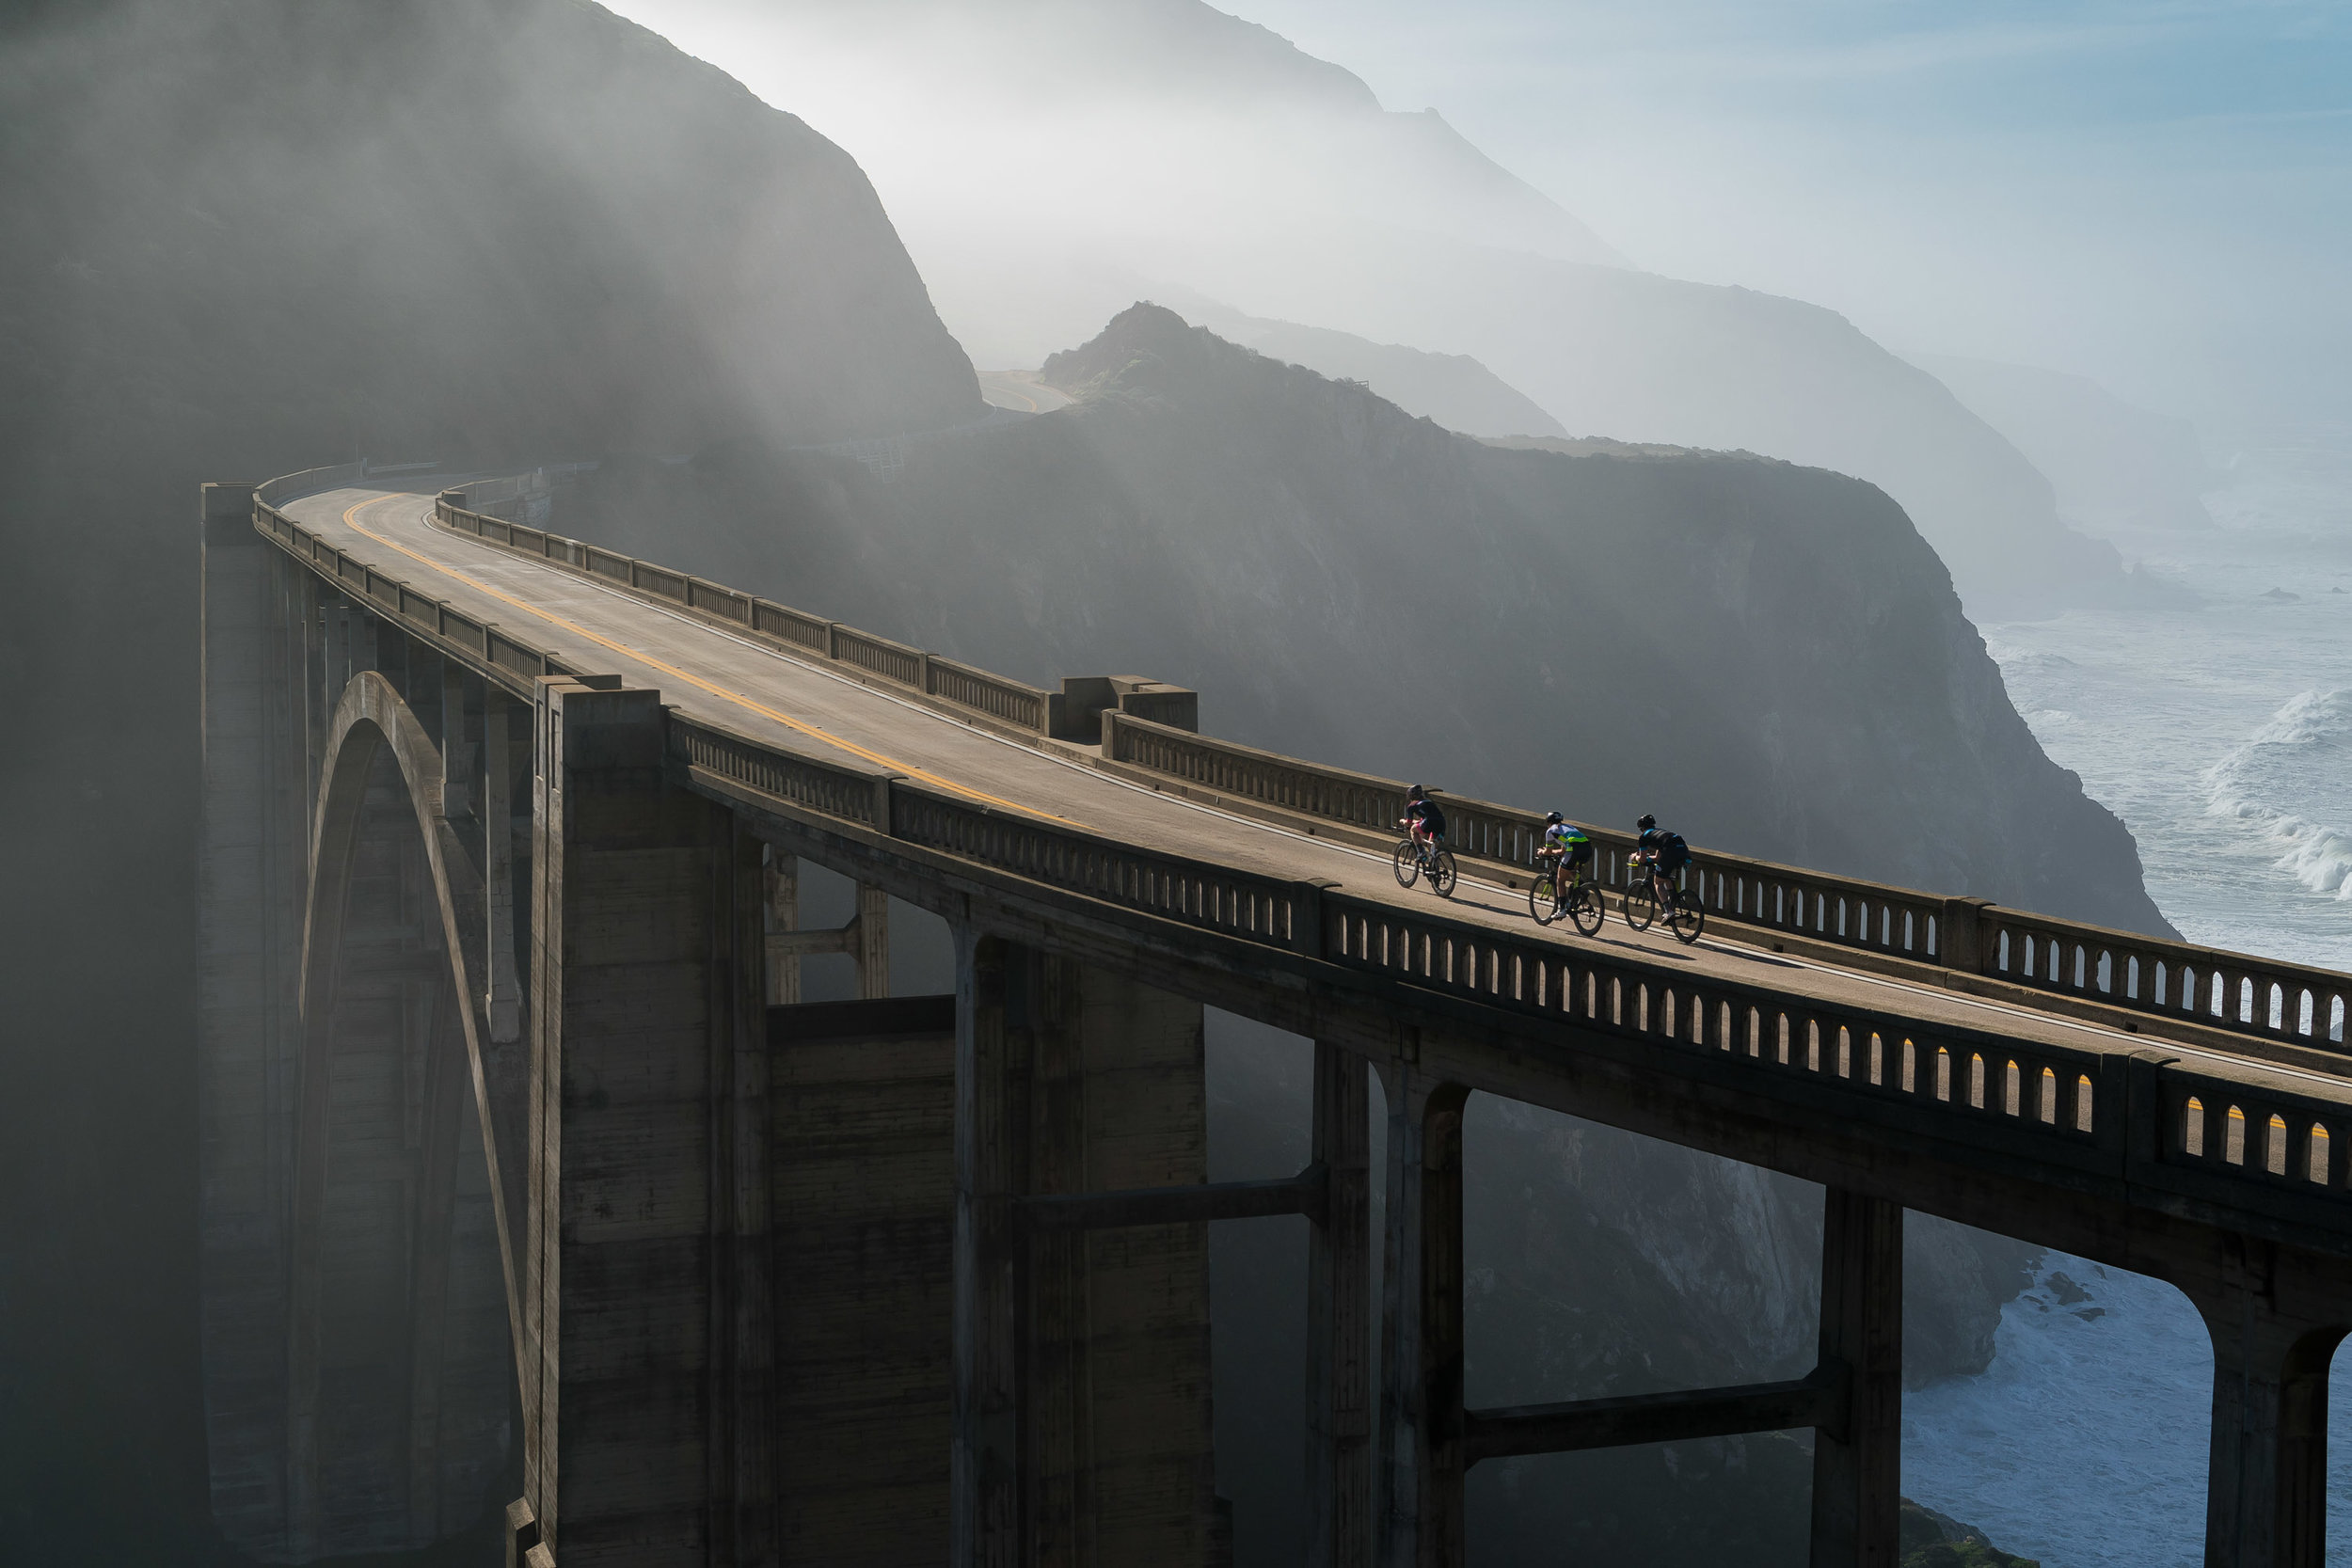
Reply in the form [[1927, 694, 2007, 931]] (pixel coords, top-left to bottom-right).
[[285, 671, 522, 1557]]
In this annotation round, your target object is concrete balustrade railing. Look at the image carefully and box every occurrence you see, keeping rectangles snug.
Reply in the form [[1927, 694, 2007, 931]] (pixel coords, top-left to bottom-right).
[[255, 501, 580, 695], [1101, 711, 2348, 1056], [1977, 908, 2351, 1053], [433, 491, 1053, 735]]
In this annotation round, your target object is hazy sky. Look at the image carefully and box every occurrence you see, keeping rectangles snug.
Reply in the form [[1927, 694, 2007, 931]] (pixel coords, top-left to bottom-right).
[[1217, 0, 2352, 428]]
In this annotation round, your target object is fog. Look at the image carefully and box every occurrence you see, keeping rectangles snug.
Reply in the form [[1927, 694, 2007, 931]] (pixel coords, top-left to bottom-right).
[[1231, 0, 2352, 434], [2, 2, 2341, 1564], [0, 1, 974, 1560], [848, 0, 2352, 434], [599, 0, 2233, 615]]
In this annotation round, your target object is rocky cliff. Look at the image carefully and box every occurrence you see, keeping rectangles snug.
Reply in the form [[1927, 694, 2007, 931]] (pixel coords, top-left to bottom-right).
[[562, 302, 2174, 1563]]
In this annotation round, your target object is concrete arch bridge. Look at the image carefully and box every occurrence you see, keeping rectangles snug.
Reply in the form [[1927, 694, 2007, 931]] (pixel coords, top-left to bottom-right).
[[196, 467, 2352, 1567]]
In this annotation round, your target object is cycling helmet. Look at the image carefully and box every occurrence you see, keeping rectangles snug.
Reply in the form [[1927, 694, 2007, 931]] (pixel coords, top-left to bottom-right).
[[1407, 784, 1426, 800], [1544, 811, 1564, 825], [1637, 814, 1657, 831]]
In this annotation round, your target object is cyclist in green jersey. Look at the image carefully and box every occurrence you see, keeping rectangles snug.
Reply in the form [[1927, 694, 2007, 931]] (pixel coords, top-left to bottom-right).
[[1534, 811, 1592, 888]]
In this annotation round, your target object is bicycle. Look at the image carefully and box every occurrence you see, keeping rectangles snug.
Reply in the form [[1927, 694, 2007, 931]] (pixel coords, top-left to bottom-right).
[[1528, 850, 1605, 935], [1392, 825, 1459, 898], [1623, 851, 1706, 944]]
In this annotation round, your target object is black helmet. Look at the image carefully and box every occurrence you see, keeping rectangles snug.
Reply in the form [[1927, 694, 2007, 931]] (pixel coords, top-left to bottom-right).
[[1638, 814, 1657, 831], [1544, 811, 1564, 825], [1407, 784, 1426, 799]]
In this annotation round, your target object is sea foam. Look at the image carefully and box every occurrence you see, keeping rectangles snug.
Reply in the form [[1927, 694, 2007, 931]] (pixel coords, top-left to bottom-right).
[[2204, 688, 2352, 900]]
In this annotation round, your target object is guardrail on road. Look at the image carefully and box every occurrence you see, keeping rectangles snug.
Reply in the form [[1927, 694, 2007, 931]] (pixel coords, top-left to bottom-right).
[[434, 492, 1053, 735], [1101, 711, 2350, 1058]]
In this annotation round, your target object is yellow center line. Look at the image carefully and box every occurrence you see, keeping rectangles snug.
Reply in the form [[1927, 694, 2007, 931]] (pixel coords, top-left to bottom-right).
[[338, 493, 1087, 826]]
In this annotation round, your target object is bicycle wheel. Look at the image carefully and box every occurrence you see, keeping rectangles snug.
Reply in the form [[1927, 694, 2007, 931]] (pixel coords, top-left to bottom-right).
[[1567, 882, 1605, 937], [1668, 888, 1707, 945], [1529, 872, 1562, 925], [1428, 849, 1459, 898], [1392, 838, 1421, 888], [1622, 879, 1658, 932]]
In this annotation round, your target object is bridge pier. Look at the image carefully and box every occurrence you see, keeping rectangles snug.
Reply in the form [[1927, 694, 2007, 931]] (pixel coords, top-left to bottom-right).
[[1375, 1064, 1470, 1568], [1368, 1053, 1907, 1568], [525, 678, 775, 1566], [1809, 1188, 1904, 1568], [1304, 1043, 1374, 1568], [2187, 1239, 2348, 1568], [950, 932, 1224, 1568]]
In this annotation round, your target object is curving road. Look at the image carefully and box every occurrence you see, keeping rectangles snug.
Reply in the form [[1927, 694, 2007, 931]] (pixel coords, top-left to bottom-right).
[[280, 482, 2346, 1110]]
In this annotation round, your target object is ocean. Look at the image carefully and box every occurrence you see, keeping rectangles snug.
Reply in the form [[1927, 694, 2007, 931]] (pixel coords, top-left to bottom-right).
[[1901, 425, 2352, 1565]]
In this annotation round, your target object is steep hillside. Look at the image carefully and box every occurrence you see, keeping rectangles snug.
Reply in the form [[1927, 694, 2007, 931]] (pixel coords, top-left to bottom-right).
[[0, 1, 975, 1558], [562, 303, 2175, 1561], [627, 0, 2122, 614]]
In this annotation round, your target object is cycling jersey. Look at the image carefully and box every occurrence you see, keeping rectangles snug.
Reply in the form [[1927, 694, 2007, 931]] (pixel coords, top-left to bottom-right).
[[1405, 799, 1447, 837], [1639, 825, 1690, 872], [1543, 822, 1591, 857]]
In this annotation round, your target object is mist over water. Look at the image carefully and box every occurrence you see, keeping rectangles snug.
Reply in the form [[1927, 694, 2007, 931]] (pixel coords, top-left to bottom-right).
[[1900, 427, 2352, 1566], [1989, 425, 2352, 974]]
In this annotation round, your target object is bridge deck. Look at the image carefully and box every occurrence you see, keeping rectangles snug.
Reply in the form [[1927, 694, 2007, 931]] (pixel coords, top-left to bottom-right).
[[280, 483, 2345, 1116]]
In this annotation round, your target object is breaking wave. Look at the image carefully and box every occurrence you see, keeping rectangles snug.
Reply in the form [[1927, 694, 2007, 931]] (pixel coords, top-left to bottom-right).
[[2204, 689, 2352, 900]]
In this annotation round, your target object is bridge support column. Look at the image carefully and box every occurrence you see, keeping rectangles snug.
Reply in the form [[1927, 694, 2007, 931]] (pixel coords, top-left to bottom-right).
[[1809, 1188, 1903, 1568], [2191, 1241, 2346, 1568], [856, 881, 890, 998], [764, 851, 800, 1005], [1305, 1043, 1373, 1568], [524, 678, 775, 1566], [951, 929, 1021, 1568], [951, 933, 1220, 1568], [1375, 1066, 1469, 1568]]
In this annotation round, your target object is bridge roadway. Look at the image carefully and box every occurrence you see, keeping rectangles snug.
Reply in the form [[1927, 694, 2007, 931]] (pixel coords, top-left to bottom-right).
[[257, 478, 2352, 1568], [279, 482, 2341, 1113]]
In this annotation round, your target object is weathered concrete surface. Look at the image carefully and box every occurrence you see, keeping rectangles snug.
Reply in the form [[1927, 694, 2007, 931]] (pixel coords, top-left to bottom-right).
[[525, 680, 772, 1566], [770, 995, 958, 1565], [954, 937, 1225, 1568]]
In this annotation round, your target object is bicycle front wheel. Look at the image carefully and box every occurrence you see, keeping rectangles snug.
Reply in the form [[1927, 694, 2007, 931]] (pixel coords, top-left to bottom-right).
[[1567, 883, 1605, 937], [1428, 849, 1459, 898], [1622, 880, 1658, 932], [1668, 889, 1707, 945], [1529, 872, 1562, 925], [1393, 839, 1422, 888]]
